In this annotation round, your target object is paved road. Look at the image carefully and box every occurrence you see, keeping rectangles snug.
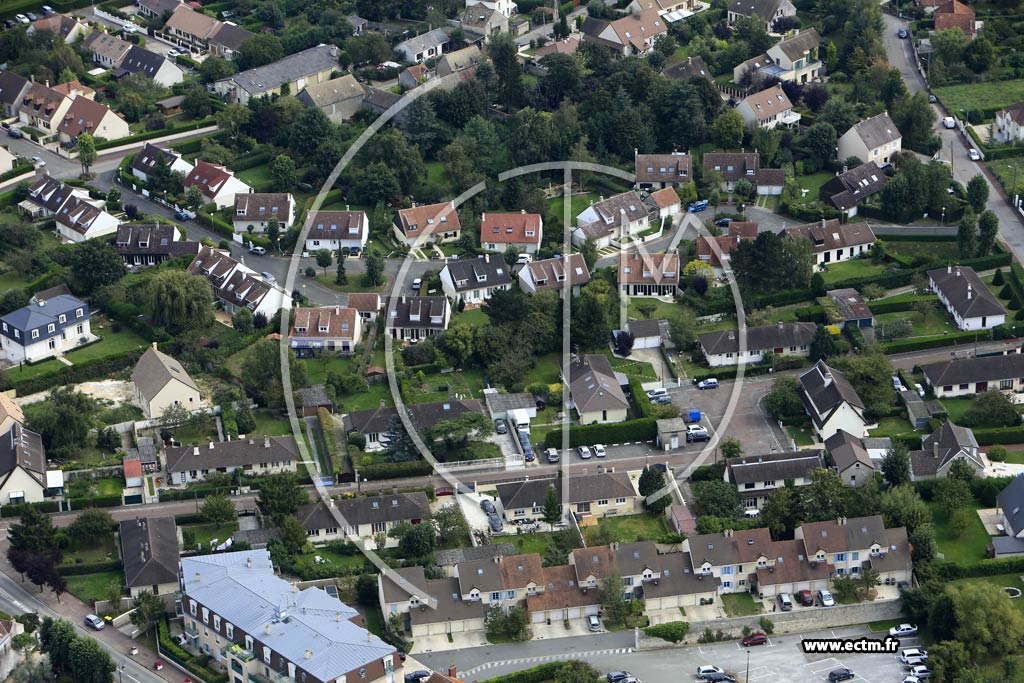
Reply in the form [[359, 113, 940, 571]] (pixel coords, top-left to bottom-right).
[[882, 15, 925, 95]]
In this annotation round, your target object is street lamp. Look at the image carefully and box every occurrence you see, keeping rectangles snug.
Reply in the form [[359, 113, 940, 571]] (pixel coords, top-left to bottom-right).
[[941, 207, 946, 226]]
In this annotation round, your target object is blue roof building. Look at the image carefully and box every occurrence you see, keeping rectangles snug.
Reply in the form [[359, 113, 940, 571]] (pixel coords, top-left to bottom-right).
[[0, 294, 92, 364]]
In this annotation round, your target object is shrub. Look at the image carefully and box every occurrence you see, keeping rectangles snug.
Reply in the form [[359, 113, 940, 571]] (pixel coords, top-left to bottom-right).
[[994, 269, 1005, 285], [759, 617, 775, 635], [542, 418, 657, 448], [644, 621, 689, 643], [481, 663, 567, 683], [361, 460, 434, 480]]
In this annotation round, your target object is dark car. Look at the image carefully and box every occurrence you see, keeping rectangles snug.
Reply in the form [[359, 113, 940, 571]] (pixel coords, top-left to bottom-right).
[[742, 633, 768, 647], [704, 675, 736, 683], [480, 498, 496, 514], [795, 589, 814, 606], [714, 218, 733, 227], [897, 27, 908, 38], [606, 672, 631, 683], [487, 512, 503, 532], [404, 671, 430, 683], [494, 418, 508, 435], [828, 669, 855, 683], [7, 128, 23, 139]]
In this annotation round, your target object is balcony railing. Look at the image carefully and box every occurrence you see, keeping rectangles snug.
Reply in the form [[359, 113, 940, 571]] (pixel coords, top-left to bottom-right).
[[184, 623, 199, 636], [222, 644, 255, 663]]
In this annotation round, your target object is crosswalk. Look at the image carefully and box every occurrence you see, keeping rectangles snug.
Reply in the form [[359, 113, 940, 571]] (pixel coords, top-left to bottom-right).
[[457, 648, 634, 678]]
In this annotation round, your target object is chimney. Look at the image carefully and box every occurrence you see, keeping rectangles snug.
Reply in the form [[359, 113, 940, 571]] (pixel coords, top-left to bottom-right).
[[209, 441, 215, 450], [449, 667, 458, 678], [195, 571, 201, 582], [247, 557, 252, 568], [967, 284, 973, 300], [777, 320, 783, 329], [45, 80, 49, 88], [264, 436, 271, 448], [933, 437, 939, 459], [151, 341, 158, 349], [335, 304, 340, 314], [336, 612, 341, 622], [304, 649, 311, 660], [266, 624, 272, 635]]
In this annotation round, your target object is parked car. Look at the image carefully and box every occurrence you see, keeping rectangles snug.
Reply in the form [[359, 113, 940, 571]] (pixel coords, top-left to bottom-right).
[[889, 623, 919, 637], [7, 128, 23, 139], [703, 675, 735, 683], [795, 590, 814, 606], [15, 14, 30, 23], [646, 388, 668, 399], [901, 677, 922, 683], [686, 425, 710, 442], [260, 271, 276, 284], [687, 200, 708, 213], [546, 448, 559, 463], [942, 116, 956, 129], [817, 589, 835, 606], [928, 94, 937, 103], [577, 446, 593, 459], [652, 395, 673, 404], [776, 593, 793, 611], [697, 378, 719, 390], [494, 418, 508, 435], [487, 512, 503, 532], [411, 278, 422, 291], [248, 245, 266, 255], [42, 5, 54, 14], [828, 669, 855, 683], [900, 648, 928, 665], [968, 148, 981, 161], [696, 666, 724, 680], [593, 444, 607, 458], [714, 218, 733, 227], [480, 499, 496, 514], [122, 22, 138, 32], [404, 671, 430, 683], [516, 253, 533, 265], [25, 12, 38, 21], [31, 156, 45, 167], [3, 19, 16, 27], [741, 633, 767, 646], [606, 672, 631, 683], [897, 27, 908, 38], [84, 614, 105, 630], [587, 615, 601, 632], [906, 666, 931, 680], [167, 47, 182, 57]]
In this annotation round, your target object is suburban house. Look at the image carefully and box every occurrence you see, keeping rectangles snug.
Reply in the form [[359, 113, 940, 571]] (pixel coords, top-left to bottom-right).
[[232, 193, 295, 233], [0, 72, 31, 118], [467, 0, 517, 17], [188, 246, 291, 319], [479, 212, 543, 254], [518, 254, 591, 297], [115, 45, 184, 87], [647, 187, 683, 219], [437, 45, 482, 77], [0, 423, 62, 506], [663, 55, 713, 83], [17, 82, 72, 134], [0, 148, 12, 175], [343, 400, 485, 449], [180, 550, 398, 683], [820, 161, 888, 218], [734, 29, 821, 84], [385, 296, 451, 342], [29, 13, 87, 43], [118, 517, 180, 597], [347, 293, 382, 322], [525, 565, 601, 626], [827, 288, 875, 329], [799, 360, 870, 440], [130, 142, 194, 183], [0, 396, 23, 435], [921, 353, 1024, 397], [683, 527, 783, 594], [929, 265, 1006, 330], [824, 430, 878, 487], [19, 174, 89, 219], [56, 95, 130, 144], [797, 516, 913, 584], [137, 0, 181, 20], [618, 251, 679, 298], [116, 223, 198, 267], [496, 472, 638, 522], [634, 151, 692, 190], [454, 553, 545, 608], [460, 5, 508, 43], [579, 9, 667, 57], [398, 64, 430, 90], [736, 84, 801, 130], [440, 255, 513, 305], [565, 354, 629, 424], [289, 306, 363, 355], [296, 492, 430, 546], [995, 103, 1024, 144], [83, 29, 132, 67], [132, 344, 202, 419], [837, 114, 902, 167], [51, 80, 95, 100], [54, 195, 120, 243], [696, 221, 759, 268], [784, 219, 876, 268], [213, 45, 343, 105], [483, 392, 537, 423], [625, 318, 671, 349], [165, 436, 299, 484], [533, 38, 580, 61], [378, 566, 488, 638], [297, 74, 365, 123], [395, 28, 451, 63], [727, 0, 796, 31], [184, 161, 252, 208], [697, 321, 816, 367], [0, 294, 92, 364], [208, 22, 253, 60], [726, 449, 825, 510], [702, 152, 786, 195], [573, 191, 650, 248], [164, 5, 219, 50], [909, 421, 985, 481], [393, 202, 461, 246], [304, 210, 368, 252], [934, 0, 976, 39], [998, 477, 1024, 543]]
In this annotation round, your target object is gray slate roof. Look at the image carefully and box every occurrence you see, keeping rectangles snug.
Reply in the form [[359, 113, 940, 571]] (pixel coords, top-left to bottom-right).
[[822, 162, 887, 212], [928, 265, 1005, 320], [772, 29, 820, 61], [435, 543, 516, 567], [119, 517, 179, 588], [0, 424, 45, 487], [116, 45, 167, 79], [397, 28, 451, 55], [729, 0, 789, 20], [626, 318, 670, 341], [342, 399, 485, 435], [699, 322, 816, 356], [296, 493, 430, 530], [131, 346, 199, 404], [848, 113, 901, 150], [828, 288, 873, 323], [824, 430, 875, 473], [799, 361, 865, 429], [785, 219, 876, 254], [496, 472, 635, 510], [165, 436, 299, 473], [999, 475, 1024, 536], [921, 353, 1024, 388], [727, 449, 825, 485], [909, 421, 981, 477], [218, 44, 340, 98], [564, 354, 629, 414], [443, 255, 512, 293], [484, 392, 536, 415], [663, 56, 712, 83]]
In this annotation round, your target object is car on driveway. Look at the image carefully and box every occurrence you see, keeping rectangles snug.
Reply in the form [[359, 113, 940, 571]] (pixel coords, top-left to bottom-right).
[[968, 148, 981, 161], [795, 589, 814, 606], [828, 669, 855, 683], [480, 499, 496, 514], [897, 27, 908, 38], [686, 425, 710, 442], [817, 589, 835, 606], [84, 614, 105, 630], [248, 245, 266, 255], [577, 446, 592, 459], [494, 418, 508, 434], [696, 666, 725, 680], [652, 395, 673, 404], [167, 47, 182, 57], [15, 14, 30, 23], [487, 512, 503, 532], [593, 444, 607, 458], [741, 632, 767, 646], [890, 623, 919, 637], [546, 448, 559, 463], [929, 93, 937, 103]]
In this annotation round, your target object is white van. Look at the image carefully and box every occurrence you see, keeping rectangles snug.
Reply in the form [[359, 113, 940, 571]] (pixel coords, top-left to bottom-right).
[[942, 116, 956, 129]]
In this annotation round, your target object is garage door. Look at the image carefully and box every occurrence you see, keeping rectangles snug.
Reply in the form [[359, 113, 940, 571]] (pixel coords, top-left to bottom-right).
[[583, 605, 600, 616], [566, 607, 582, 620], [531, 611, 546, 624]]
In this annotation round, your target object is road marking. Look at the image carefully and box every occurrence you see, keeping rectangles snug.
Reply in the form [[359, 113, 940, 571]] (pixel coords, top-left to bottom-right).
[[457, 648, 633, 677]]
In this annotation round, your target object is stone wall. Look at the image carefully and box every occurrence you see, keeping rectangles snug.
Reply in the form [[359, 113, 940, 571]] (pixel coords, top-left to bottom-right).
[[636, 599, 904, 649]]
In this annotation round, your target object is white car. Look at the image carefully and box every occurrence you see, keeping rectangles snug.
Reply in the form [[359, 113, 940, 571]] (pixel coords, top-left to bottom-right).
[[900, 648, 928, 665], [15, 14, 29, 23], [906, 666, 931, 680], [889, 623, 919, 637], [577, 446, 592, 459], [942, 116, 956, 129], [122, 22, 138, 33], [593, 444, 607, 458], [901, 677, 921, 683], [696, 666, 725, 679], [817, 589, 835, 607], [516, 253, 533, 265], [30, 156, 45, 167], [167, 47, 182, 57], [260, 271, 276, 284], [968, 148, 981, 161], [411, 278, 422, 291]]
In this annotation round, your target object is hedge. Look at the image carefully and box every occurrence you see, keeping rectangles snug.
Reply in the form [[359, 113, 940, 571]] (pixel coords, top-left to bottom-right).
[[360, 459, 434, 480], [630, 376, 653, 419], [176, 54, 201, 69], [0, 500, 60, 517], [542, 418, 657, 448], [970, 425, 1024, 445], [230, 150, 272, 172], [689, 357, 806, 383], [158, 617, 229, 683], [94, 117, 216, 151], [58, 560, 124, 576], [67, 494, 124, 508], [318, 407, 338, 468], [937, 555, 1024, 581], [880, 331, 984, 354], [0, 349, 145, 395], [160, 486, 239, 502], [794, 305, 825, 323], [644, 621, 690, 643], [0, 163, 33, 183], [481, 663, 567, 683], [196, 208, 235, 238], [868, 295, 939, 315]]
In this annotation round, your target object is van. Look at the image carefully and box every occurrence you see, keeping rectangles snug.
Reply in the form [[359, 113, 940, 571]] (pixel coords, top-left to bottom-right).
[[587, 614, 601, 632], [942, 116, 956, 129], [777, 593, 793, 611]]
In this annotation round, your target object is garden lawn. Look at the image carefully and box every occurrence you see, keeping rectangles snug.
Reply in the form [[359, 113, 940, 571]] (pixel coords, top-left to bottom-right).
[[928, 501, 990, 565], [887, 240, 961, 264], [787, 424, 816, 446], [522, 352, 563, 387], [67, 477, 123, 499], [548, 193, 599, 228], [4, 320, 148, 383], [795, 172, 833, 196], [602, 351, 657, 379], [989, 157, 1024, 196], [335, 383, 393, 413], [507, 531, 557, 555], [820, 259, 888, 284], [584, 513, 667, 545], [951, 573, 1024, 615], [721, 592, 762, 616], [455, 308, 490, 327], [183, 522, 239, 549], [300, 356, 357, 385], [249, 411, 292, 437], [236, 165, 274, 192], [314, 274, 389, 293], [304, 549, 364, 570], [937, 397, 974, 425], [62, 537, 118, 566], [65, 571, 122, 604], [626, 300, 687, 321], [933, 80, 1024, 117], [408, 368, 487, 404], [869, 417, 919, 438], [873, 309, 958, 338]]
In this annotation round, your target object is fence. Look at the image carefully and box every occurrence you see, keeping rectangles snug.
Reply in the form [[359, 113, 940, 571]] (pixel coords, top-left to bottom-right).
[[436, 457, 505, 472]]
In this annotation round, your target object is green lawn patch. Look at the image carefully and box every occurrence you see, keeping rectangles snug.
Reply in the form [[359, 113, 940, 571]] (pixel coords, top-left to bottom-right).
[[795, 172, 833, 195], [62, 537, 117, 566], [522, 352, 564, 387], [989, 158, 1024, 196], [508, 531, 558, 555], [951, 573, 1024, 615], [300, 356, 357, 385], [929, 500, 990, 565], [887, 240, 962, 264], [183, 522, 238, 549], [938, 397, 974, 425], [236, 165, 274, 192], [66, 571, 122, 604], [867, 618, 905, 632], [313, 274, 388, 293], [249, 411, 293, 437], [933, 80, 1024, 117], [408, 368, 487, 404], [874, 310, 958, 338], [787, 424, 816, 446], [304, 548, 364, 569], [602, 351, 658, 380], [4, 318, 148, 383], [584, 513, 667, 545], [334, 383, 393, 413], [67, 477, 123, 499], [362, 606, 387, 638], [820, 258, 888, 284], [721, 592, 762, 616], [548, 193, 599, 229], [869, 417, 918, 438], [626, 300, 688, 321], [455, 308, 490, 327]]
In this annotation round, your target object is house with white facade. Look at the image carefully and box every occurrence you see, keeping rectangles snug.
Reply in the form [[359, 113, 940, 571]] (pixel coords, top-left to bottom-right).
[[734, 29, 821, 84], [784, 219, 876, 269], [837, 113, 902, 166], [727, 449, 824, 510], [736, 84, 800, 129], [131, 344, 202, 419], [0, 423, 62, 506], [232, 193, 295, 233], [573, 191, 650, 248], [54, 195, 120, 243], [165, 436, 299, 484], [184, 161, 252, 209], [579, 9, 667, 57], [929, 265, 1006, 331], [296, 493, 430, 546], [921, 352, 1024, 398], [289, 306, 363, 355], [304, 210, 368, 252], [467, 0, 517, 18], [909, 421, 985, 481], [564, 354, 629, 424], [395, 28, 451, 63], [187, 246, 290, 319], [824, 430, 879, 487], [795, 516, 913, 584], [130, 143, 194, 183], [798, 360, 870, 440], [519, 254, 590, 297], [57, 96, 130, 144], [0, 294, 92, 364], [996, 103, 1024, 144], [727, 0, 796, 32], [480, 212, 543, 254], [618, 251, 678, 298], [697, 321, 815, 367], [439, 255, 513, 305], [386, 296, 450, 342], [393, 202, 461, 246], [17, 83, 72, 135]]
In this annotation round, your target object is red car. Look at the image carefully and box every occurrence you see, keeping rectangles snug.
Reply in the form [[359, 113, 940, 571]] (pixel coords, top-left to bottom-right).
[[742, 633, 768, 647], [796, 590, 814, 606]]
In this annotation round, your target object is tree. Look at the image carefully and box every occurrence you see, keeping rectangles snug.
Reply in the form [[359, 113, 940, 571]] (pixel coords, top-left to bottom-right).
[[201, 493, 237, 524], [635, 300, 657, 319], [764, 376, 804, 418], [962, 390, 1020, 428], [809, 325, 837, 362], [76, 133, 96, 177], [266, 216, 280, 252], [761, 487, 798, 538], [68, 509, 113, 545], [965, 174, 989, 214], [256, 473, 308, 526], [237, 33, 284, 69], [598, 570, 629, 626], [805, 122, 837, 169], [542, 484, 561, 527], [731, 231, 812, 294], [434, 505, 469, 547], [978, 210, 999, 257], [800, 469, 847, 522], [614, 330, 634, 356], [26, 387, 97, 459], [12, 633, 37, 657], [710, 109, 743, 149], [556, 661, 601, 683], [693, 480, 741, 518], [147, 270, 213, 334], [819, 96, 858, 136], [278, 515, 308, 555], [347, 32, 391, 65], [198, 56, 236, 84], [912, 297, 934, 322], [335, 257, 347, 285], [398, 522, 435, 558], [217, 103, 252, 143], [638, 465, 671, 514], [929, 640, 973, 683], [880, 485, 931, 533], [129, 590, 163, 635], [364, 249, 385, 287], [271, 154, 297, 191], [184, 184, 204, 211], [70, 240, 125, 292], [861, 283, 886, 301], [951, 582, 1024, 660], [964, 34, 995, 73], [490, 33, 524, 107], [233, 307, 254, 335], [932, 27, 967, 67], [315, 249, 332, 276], [580, 236, 598, 270], [39, 618, 77, 675], [105, 187, 121, 212], [881, 443, 911, 487]]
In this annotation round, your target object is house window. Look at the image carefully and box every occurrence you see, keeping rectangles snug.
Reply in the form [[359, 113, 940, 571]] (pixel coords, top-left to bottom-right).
[[615, 497, 626, 504], [959, 384, 969, 390], [76, 308, 83, 318], [1001, 379, 1013, 389], [264, 648, 271, 664], [214, 616, 221, 631], [852, 552, 859, 561], [190, 601, 197, 616], [505, 590, 516, 599], [31, 330, 39, 339], [490, 592, 501, 601], [58, 314, 65, 324], [835, 552, 847, 562], [598, 499, 608, 506], [226, 624, 234, 639]]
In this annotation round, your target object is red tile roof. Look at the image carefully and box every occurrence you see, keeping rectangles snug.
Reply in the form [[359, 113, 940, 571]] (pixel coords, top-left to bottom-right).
[[480, 211, 542, 244]]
